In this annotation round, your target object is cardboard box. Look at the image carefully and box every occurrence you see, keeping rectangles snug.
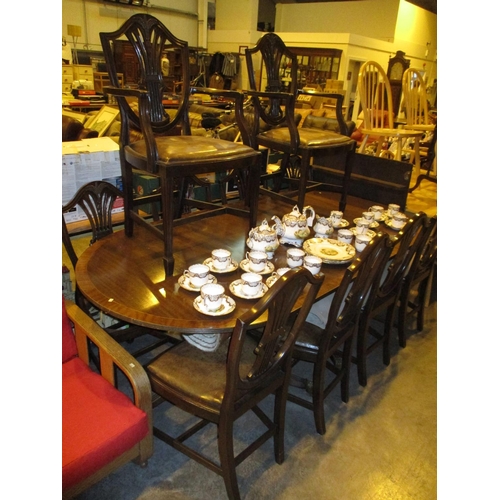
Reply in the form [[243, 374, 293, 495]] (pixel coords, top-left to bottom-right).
[[62, 137, 123, 223]]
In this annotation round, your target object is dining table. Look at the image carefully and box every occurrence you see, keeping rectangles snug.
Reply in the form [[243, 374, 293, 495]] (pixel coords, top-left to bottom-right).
[[75, 191, 402, 335]]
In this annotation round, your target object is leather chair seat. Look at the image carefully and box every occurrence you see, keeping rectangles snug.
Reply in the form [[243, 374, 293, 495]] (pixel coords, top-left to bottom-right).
[[147, 336, 281, 416], [294, 321, 323, 352], [258, 127, 352, 149], [126, 135, 259, 171]]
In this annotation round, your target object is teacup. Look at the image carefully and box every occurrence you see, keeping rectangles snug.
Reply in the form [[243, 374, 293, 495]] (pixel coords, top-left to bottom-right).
[[211, 248, 232, 271], [362, 211, 375, 223], [270, 267, 291, 283], [241, 272, 263, 296], [388, 204, 400, 217], [369, 205, 385, 220], [303, 255, 322, 275], [330, 210, 344, 226], [355, 234, 372, 252], [183, 263, 210, 288], [391, 212, 408, 229], [286, 248, 305, 268], [200, 283, 225, 312], [246, 250, 267, 273], [337, 228, 354, 244], [355, 218, 371, 235]]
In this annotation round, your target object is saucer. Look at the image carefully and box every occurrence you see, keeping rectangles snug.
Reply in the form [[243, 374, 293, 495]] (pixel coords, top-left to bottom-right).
[[384, 219, 407, 231], [230, 279, 268, 299], [266, 275, 278, 287], [349, 227, 377, 239], [178, 274, 217, 292], [353, 217, 379, 229], [332, 219, 350, 229], [203, 257, 239, 274], [193, 294, 236, 316], [239, 259, 275, 275]]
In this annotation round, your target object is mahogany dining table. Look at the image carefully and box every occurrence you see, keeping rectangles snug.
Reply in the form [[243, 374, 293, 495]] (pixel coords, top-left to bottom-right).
[[75, 191, 401, 335]]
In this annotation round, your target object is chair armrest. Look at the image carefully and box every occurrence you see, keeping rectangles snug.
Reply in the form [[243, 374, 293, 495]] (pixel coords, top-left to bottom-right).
[[65, 300, 152, 418], [191, 87, 254, 146]]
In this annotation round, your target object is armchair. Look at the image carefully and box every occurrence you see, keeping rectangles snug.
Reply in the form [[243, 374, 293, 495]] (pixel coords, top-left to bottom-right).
[[62, 298, 153, 498]]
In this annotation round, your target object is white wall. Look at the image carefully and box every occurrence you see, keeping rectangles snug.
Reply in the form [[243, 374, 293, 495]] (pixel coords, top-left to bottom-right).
[[275, 0, 401, 42], [62, 0, 200, 51]]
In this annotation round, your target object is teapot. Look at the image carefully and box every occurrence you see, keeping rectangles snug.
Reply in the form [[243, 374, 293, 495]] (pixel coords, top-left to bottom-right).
[[276, 205, 315, 247], [247, 218, 283, 258], [313, 213, 334, 238]]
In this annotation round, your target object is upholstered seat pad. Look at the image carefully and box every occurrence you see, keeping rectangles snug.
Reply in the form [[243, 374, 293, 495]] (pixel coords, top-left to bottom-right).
[[258, 127, 352, 148], [147, 337, 261, 415], [294, 321, 323, 352], [126, 135, 259, 165], [62, 357, 149, 490]]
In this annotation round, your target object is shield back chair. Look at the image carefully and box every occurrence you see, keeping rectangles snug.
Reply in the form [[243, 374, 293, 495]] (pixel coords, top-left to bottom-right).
[[287, 232, 392, 435], [398, 215, 437, 348], [353, 212, 430, 387], [63, 181, 178, 360], [244, 33, 356, 212], [100, 14, 261, 276], [145, 268, 324, 500], [357, 60, 423, 170]]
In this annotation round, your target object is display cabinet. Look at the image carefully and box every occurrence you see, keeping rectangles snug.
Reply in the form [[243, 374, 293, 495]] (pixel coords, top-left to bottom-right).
[[288, 47, 342, 89]]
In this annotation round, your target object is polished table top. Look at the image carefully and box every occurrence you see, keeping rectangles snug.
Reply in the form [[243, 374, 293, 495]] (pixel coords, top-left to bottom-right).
[[75, 192, 400, 334]]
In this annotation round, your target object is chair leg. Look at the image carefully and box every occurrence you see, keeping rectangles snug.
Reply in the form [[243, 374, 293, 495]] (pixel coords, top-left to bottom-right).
[[383, 303, 397, 366], [123, 162, 135, 237], [296, 153, 311, 211], [356, 316, 369, 387], [340, 336, 353, 403], [274, 384, 287, 464], [338, 141, 356, 213], [161, 171, 176, 276], [397, 287, 410, 348], [311, 357, 327, 435], [218, 416, 240, 500]]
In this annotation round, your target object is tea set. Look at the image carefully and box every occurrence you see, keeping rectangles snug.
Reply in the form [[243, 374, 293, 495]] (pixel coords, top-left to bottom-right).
[[180, 203, 407, 315]]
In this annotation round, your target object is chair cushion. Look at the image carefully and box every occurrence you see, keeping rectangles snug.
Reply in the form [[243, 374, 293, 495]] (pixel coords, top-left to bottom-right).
[[62, 357, 149, 491], [294, 321, 323, 352], [126, 135, 258, 166], [258, 127, 352, 148], [147, 337, 258, 415], [62, 298, 77, 363]]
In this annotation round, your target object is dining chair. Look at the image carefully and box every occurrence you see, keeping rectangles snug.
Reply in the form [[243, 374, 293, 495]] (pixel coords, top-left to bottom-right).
[[357, 60, 423, 167], [244, 32, 356, 212], [145, 268, 324, 500], [353, 212, 430, 387], [62, 180, 178, 360], [287, 232, 393, 435], [99, 14, 262, 276], [401, 68, 435, 133], [397, 215, 437, 347]]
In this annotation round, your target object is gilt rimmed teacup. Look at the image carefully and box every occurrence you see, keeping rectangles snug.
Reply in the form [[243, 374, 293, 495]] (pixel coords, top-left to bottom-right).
[[183, 263, 210, 288], [391, 212, 408, 229], [369, 205, 384, 220], [241, 272, 263, 296], [211, 248, 232, 270], [303, 255, 322, 275], [286, 248, 305, 268], [362, 211, 375, 223], [246, 250, 267, 273], [355, 218, 371, 235], [388, 204, 400, 217], [200, 283, 225, 311], [355, 234, 372, 252], [337, 229, 353, 244]]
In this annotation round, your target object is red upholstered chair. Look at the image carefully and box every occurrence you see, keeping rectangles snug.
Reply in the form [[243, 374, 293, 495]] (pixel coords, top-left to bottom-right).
[[62, 297, 153, 499]]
